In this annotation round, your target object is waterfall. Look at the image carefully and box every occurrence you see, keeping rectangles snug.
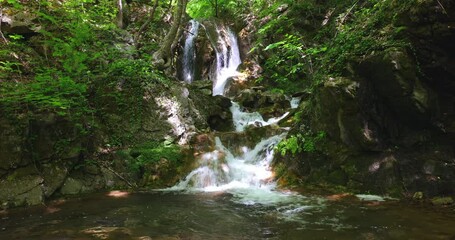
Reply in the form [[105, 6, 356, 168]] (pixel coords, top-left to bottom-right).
[[170, 22, 296, 206], [181, 20, 200, 83], [179, 21, 240, 92], [212, 26, 241, 96]]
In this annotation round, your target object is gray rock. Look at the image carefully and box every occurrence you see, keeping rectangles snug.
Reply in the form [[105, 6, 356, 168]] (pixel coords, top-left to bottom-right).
[[0, 167, 44, 208], [41, 163, 68, 197]]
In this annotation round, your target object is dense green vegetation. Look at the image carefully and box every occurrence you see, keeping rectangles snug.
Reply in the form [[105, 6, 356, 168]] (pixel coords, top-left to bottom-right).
[[1, 0, 453, 201], [1, 0, 422, 114], [245, 0, 429, 157], [1, 0, 170, 146]]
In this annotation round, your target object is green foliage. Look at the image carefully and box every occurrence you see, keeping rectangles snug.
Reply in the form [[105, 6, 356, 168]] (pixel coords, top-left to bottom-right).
[[252, 0, 322, 93], [187, 0, 215, 19], [277, 134, 301, 156], [252, 0, 420, 95], [186, 0, 242, 19], [261, 34, 326, 91], [2, 0, 23, 9], [128, 141, 183, 173], [319, 0, 415, 74], [107, 58, 169, 86], [0, 60, 21, 78], [276, 131, 326, 156], [0, 0, 173, 155], [1, 69, 88, 115], [0, 35, 26, 79]]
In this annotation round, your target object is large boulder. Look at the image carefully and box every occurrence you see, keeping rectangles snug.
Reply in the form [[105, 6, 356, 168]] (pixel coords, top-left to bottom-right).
[[357, 48, 436, 129], [0, 166, 44, 208], [233, 88, 290, 120], [280, 46, 455, 198], [188, 81, 233, 132]]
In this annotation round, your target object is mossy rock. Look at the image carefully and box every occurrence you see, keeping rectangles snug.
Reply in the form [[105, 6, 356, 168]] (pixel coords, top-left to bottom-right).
[[431, 197, 454, 206], [127, 141, 187, 187]]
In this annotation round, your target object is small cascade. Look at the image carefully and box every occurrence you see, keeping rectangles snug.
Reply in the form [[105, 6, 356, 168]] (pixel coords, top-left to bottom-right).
[[290, 97, 302, 109], [230, 102, 289, 132], [171, 134, 286, 192], [212, 26, 241, 96], [171, 21, 297, 205], [181, 20, 200, 83]]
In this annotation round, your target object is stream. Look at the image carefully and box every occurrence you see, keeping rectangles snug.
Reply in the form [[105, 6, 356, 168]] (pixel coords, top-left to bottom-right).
[[1, 191, 455, 239]]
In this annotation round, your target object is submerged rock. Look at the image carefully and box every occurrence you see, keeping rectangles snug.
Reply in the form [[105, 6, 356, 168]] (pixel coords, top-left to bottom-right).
[[431, 197, 454, 206]]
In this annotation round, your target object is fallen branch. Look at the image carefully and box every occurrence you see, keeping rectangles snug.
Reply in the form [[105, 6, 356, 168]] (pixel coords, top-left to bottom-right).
[[436, 0, 448, 15], [0, 9, 9, 44], [100, 162, 137, 189], [335, 0, 359, 38]]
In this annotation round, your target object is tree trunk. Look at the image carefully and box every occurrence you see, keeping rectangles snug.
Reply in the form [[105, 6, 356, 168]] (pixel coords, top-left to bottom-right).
[[116, 0, 124, 29], [152, 0, 187, 68], [134, 0, 159, 45]]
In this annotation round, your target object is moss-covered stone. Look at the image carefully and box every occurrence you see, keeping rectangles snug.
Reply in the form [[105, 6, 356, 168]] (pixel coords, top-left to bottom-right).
[[431, 197, 454, 206], [0, 166, 44, 208]]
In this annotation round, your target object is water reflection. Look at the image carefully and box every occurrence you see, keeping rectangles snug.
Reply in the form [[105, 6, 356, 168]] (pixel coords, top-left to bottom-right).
[[0, 192, 454, 239]]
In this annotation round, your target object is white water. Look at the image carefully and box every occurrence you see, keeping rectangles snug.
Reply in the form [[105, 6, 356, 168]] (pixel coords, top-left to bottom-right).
[[171, 22, 305, 207], [181, 20, 200, 83], [290, 97, 302, 109], [212, 26, 241, 96], [230, 102, 289, 132], [169, 134, 300, 205]]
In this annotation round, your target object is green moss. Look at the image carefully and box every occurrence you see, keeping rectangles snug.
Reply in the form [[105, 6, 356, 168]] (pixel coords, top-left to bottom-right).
[[272, 161, 301, 187], [431, 197, 454, 206], [128, 141, 183, 173]]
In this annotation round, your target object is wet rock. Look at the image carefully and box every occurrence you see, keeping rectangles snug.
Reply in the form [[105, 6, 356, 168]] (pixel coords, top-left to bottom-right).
[[188, 86, 233, 132], [152, 85, 203, 144], [292, 91, 311, 101], [235, 89, 258, 109], [234, 89, 291, 117], [191, 133, 216, 154], [317, 77, 382, 151]]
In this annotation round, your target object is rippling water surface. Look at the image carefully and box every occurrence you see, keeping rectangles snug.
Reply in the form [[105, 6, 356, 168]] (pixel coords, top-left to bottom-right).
[[1, 191, 454, 240]]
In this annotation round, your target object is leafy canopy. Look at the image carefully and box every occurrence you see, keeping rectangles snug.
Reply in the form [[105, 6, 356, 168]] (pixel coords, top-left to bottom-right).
[[186, 0, 240, 19]]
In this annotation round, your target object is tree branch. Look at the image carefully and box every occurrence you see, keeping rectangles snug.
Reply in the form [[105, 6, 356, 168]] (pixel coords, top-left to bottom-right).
[[134, 0, 159, 45]]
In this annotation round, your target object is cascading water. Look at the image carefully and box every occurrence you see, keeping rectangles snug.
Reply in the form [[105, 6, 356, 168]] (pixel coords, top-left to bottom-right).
[[290, 97, 302, 109], [230, 102, 289, 132], [181, 20, 200, 83], [212, 26, 241, 96], [171, 21, 301, 206], [172, 134, 285, 191]]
